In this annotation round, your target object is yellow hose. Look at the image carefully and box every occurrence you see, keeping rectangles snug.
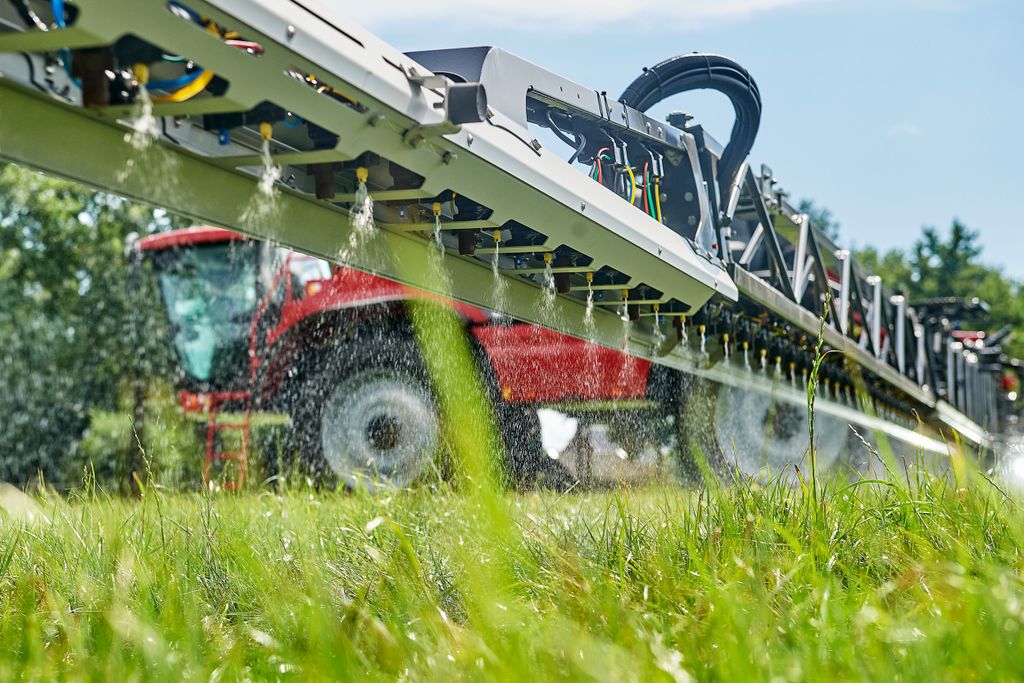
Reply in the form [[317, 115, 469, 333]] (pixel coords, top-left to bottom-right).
[[153, 23, 219, 104], [653, 177, 663, 223], [152, 69, 216, 103], [625, 166, 638, 206]]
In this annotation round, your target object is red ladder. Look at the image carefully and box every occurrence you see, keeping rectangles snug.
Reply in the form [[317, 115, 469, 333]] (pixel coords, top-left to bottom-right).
[[201, 391, 252, 490]]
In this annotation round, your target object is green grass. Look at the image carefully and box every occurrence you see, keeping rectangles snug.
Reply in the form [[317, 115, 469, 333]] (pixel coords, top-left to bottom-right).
[[1, 459, 1024, 681]]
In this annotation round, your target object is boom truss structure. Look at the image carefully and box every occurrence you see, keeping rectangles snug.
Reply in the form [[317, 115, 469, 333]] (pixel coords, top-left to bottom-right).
[[0, 0, 1015, 455]]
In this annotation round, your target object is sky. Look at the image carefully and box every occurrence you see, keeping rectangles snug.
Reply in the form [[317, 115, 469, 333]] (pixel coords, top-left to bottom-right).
[[341, 0, 1024, 279]]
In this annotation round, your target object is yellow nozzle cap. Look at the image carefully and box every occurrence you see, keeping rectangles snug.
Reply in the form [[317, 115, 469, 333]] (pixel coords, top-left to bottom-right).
[[259, 121, 273, 141], [743, 341, 749, 350], [493, 229, 502, 243], [723, 333, 730, 342], [653, 303, 660, 313], [543, 252, 553, 264], [698, 324, 705, 333], [432, 202, 442, 217], [760, 348, 767, 357], [355, 166, 369, 183], [622, 289, 630, 300], [585, 272, 594, 283], [133, 63, 150, 87]]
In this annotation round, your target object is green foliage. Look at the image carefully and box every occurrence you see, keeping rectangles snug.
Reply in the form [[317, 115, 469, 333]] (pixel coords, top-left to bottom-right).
[[1, 464, 1024, 678], [858, 219, 1024, 358], [69, 380, 204, 494], [0, 162, 183, 486]]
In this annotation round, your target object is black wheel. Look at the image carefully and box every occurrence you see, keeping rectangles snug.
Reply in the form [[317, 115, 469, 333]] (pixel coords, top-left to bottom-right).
[[289, 329, 443, 489], [654, 367, 848, 481]]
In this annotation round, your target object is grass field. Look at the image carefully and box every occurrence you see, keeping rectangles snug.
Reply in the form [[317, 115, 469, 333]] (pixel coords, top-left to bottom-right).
[[1, 454, 1023, 681]]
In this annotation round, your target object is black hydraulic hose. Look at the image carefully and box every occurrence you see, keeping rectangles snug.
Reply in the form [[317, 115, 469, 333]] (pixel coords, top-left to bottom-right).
[[546, 109, 587, 164], [619, 53, 761, 210]]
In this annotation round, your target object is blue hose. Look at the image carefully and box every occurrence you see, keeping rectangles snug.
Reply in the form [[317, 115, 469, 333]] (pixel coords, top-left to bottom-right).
[[51, 0, 65, 27], [147, 69, 204, 92], [50, 0, 80, 87]]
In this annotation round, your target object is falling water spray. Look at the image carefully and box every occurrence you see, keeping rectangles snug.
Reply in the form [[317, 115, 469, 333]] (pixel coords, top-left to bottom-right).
[[491, 229, 508, 313]]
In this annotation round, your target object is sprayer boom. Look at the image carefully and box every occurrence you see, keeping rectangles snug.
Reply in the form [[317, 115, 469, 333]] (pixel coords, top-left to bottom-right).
[[0, 0, 1013, 455]]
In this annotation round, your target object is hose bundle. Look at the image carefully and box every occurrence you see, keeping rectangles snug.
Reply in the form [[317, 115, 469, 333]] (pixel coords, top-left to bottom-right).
[[618, 53, 761, 210]]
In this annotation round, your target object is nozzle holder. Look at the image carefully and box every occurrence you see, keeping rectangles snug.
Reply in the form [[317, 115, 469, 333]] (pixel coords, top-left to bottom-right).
[[133, 63, 150, 87]]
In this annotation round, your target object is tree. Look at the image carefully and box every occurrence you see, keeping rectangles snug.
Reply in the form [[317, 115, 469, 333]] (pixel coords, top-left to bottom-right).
[[0, 162, 183, 486], [857, 220, 1024, 359]]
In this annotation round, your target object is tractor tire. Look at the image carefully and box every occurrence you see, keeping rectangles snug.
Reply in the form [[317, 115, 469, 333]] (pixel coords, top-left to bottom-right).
[[283, 321, 574, 491], [289, 329, 442, 489]]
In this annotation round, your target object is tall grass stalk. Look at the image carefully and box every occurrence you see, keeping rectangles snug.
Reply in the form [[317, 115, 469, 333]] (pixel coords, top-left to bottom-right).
[[806, 291, 835, 511]]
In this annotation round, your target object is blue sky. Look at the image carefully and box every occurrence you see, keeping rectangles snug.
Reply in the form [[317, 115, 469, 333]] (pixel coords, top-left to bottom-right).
[[344, 0, 1023, 278]]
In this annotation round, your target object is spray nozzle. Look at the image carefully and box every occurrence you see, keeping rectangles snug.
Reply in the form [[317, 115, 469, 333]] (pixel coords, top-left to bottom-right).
[[622, 289, 630, 301], [585, 272, 594, 284], [432, 202, 442, 218], [355, 166, 369, 184], [492, 229, 502, 244], [133, 63, 150, 87], [258, 122, 273, 142], [543, 252, 553, 264]]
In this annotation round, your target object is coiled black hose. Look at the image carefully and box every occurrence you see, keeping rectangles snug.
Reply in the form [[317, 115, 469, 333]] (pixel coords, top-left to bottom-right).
[[619, 53, 761, 209]]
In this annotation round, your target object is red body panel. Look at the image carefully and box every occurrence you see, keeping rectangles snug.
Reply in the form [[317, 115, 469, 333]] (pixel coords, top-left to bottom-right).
[[266, 266, 489, 347], [472, 325, 651, 403], [150, 226, 649, 406], [137, 226, 245, 251]]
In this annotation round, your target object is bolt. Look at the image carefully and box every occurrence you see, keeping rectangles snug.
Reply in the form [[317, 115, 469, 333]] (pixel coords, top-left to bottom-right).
[[286, 25, 296, 40]]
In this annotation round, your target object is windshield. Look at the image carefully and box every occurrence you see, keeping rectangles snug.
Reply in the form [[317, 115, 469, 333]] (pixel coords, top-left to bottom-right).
[[153, 242, 258, 387]]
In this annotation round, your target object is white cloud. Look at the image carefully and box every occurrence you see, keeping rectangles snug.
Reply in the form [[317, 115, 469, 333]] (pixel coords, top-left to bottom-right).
[[342, 0, 822, 31]]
